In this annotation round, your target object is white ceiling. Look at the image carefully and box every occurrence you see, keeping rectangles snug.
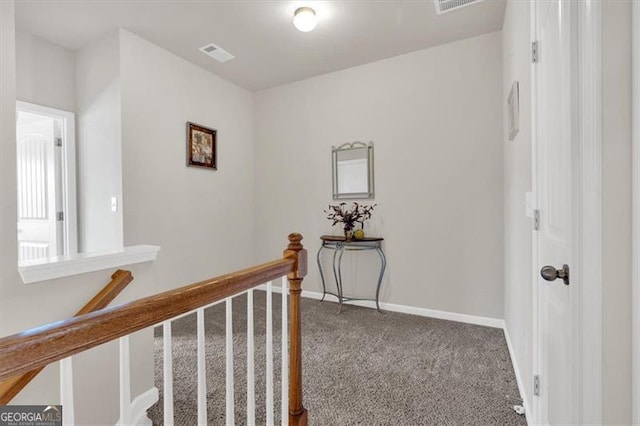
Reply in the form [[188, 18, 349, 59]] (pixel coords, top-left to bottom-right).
[[15, 0, 507, 91]]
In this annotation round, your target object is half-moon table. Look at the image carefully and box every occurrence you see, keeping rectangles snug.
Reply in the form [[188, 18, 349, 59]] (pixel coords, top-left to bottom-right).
[[317, 235, 386, 313]]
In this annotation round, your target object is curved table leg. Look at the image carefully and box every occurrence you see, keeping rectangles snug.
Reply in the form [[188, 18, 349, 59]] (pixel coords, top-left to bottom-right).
[[316, 245, 327, 302], [375, 247, 387, 313], [336, 246, 346, 314], [331, 246, 342, 313]]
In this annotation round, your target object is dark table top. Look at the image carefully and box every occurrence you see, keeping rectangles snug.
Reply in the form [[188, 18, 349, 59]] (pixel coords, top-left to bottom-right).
[[320, 235, 384, 242]]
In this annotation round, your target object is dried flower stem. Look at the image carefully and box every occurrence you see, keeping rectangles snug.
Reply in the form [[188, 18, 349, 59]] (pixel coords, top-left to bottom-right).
[[324, 202, 377, 233]]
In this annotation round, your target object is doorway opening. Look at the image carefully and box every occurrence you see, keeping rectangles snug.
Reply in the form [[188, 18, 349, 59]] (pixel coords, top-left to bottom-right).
[[16, 101, 77, 264]]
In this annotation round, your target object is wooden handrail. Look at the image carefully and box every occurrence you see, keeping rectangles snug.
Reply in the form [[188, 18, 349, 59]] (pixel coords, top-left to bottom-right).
[[76, 270, 134, 315], [0, 234, 308, 426], [0, 269, 134, 404], [0, 257, 294, 381]]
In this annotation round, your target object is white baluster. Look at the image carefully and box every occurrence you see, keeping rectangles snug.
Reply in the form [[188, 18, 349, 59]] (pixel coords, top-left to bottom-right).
[[119, 336, 131, 425], [247, 289, 256, 425], [60, 357, 74, 426], [226, 298, 235, 426], [266, 281, 274, 426], [163, 321, 174, 425], [281, 276, 289, 426], [197, 308, 207, 425]]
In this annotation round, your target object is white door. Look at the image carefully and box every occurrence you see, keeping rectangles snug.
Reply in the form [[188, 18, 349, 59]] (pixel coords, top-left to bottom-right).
[[16, 108, 63, 263], [534, 0, 576, 423]]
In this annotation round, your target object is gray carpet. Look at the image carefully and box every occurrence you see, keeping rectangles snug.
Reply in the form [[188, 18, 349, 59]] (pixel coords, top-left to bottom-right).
[[148, 291, 526, 425]]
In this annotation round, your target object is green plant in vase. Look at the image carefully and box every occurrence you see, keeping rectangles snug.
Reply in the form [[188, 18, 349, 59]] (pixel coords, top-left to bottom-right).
[[324, 202, 376, 240]]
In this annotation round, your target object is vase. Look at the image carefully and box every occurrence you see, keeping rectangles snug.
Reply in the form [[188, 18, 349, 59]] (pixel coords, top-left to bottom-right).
[[344, 229, 353, 240]]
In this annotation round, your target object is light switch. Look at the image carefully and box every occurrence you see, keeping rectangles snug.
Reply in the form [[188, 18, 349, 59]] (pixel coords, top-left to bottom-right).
[[111, 197, 118, 212]]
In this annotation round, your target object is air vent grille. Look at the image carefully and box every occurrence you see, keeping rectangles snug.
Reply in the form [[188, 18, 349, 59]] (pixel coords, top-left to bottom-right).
[[434, 0, 483, 15], [199, 43, 234, 63]]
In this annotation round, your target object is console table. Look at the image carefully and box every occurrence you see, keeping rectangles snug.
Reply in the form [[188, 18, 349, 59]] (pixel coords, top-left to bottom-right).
[[317, 235, 386, 313]]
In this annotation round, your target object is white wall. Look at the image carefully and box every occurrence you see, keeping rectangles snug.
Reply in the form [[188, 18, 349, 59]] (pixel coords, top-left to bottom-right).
[[16, 29, 124, 255], [75, 31, 124, 253], [0, 0, 18, 334], [16, 31, 76, 112], [634, 4, 640, 423], [2, 4, 152, 424], [501, 0, 533, 413], [119, 29, 256, 291], [602, 2, 633, 423], [1, 22, 255, 421], [254, 32, 504, 319]]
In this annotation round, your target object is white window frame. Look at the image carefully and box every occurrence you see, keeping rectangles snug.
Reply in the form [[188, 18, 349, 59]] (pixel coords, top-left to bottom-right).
[[16, 100, 78, 259]]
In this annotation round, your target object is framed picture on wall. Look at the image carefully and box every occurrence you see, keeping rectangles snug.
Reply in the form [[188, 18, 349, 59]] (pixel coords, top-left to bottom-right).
[[187, 122, 217, 170], [508, 81, 520, 141]]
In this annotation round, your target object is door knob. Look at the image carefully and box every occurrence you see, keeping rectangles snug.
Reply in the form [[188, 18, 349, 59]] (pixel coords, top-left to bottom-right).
[[540, 264, 570, 285]]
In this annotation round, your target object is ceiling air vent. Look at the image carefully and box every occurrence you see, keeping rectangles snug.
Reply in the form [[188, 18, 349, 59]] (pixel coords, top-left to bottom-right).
[[199, 43, 234, 63], [434, 0, 483, 15]]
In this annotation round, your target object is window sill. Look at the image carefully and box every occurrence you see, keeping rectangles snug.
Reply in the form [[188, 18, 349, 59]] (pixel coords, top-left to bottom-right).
[[18, 245, 160, 284]]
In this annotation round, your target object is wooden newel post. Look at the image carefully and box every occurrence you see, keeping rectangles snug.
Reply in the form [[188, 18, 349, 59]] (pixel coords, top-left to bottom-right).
[[284, 233, 308, 426]]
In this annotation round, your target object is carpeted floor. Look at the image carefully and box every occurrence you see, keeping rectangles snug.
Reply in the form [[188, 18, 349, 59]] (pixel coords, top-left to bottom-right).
[[148, 291, 526, 425]]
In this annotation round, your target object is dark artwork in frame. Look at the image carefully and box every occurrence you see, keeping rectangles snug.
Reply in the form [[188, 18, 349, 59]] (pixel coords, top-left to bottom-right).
[[187, 122, 217, 170]]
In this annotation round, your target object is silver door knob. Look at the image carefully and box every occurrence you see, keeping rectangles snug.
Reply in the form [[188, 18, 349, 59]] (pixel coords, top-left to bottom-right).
[[540, 264, 570, 285]]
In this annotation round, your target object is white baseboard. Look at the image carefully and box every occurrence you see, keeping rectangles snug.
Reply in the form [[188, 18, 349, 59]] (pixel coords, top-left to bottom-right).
[[115, 387, 158, 426], [503, 326, 530, 425], [256, 285, 504, 329]]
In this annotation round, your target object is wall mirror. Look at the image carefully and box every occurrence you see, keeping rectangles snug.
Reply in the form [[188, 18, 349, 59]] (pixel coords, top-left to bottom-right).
[[332, 141, 374, 200]]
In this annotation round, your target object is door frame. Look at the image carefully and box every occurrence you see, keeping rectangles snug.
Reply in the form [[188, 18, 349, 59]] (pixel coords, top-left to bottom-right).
[[530, 1, 603, 424], [632, 2, 640, 423], [16, 101, 78, 259]]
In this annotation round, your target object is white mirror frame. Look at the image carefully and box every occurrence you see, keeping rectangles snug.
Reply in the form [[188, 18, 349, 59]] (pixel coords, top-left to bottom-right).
[[332, 141, 374, 200]]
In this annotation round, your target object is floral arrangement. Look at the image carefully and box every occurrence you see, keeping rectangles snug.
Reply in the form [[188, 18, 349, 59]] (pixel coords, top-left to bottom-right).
[[325, 202, 376, 239]]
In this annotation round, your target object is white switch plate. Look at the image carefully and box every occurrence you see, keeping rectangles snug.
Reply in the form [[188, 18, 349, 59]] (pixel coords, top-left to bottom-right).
[[111, 197, 118, 212]]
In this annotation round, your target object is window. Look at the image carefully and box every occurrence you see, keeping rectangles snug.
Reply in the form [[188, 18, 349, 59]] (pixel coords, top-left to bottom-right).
[[16, 101, 77, 264]]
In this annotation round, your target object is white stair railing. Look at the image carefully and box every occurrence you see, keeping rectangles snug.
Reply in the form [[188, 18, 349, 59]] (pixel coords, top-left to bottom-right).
[[197, 308, 207, 425], [246, 289, 256, 424], [59, 357, 74, 426], [163, 321, 174, 425], [281, 276, 289, 426], [266, 281, 275, 426], [0, 234, 308, 426], [119, 336, 131, 426], [225, 298, 235, 426], [150, 284, 289, 425]]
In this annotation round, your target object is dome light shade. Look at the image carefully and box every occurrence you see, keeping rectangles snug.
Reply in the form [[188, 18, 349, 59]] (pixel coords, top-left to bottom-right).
[[293, 7, 317, 32]]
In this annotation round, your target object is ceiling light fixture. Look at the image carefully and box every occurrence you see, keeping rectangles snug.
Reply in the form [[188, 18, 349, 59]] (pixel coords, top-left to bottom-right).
[[293, 7, 317, 32]]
